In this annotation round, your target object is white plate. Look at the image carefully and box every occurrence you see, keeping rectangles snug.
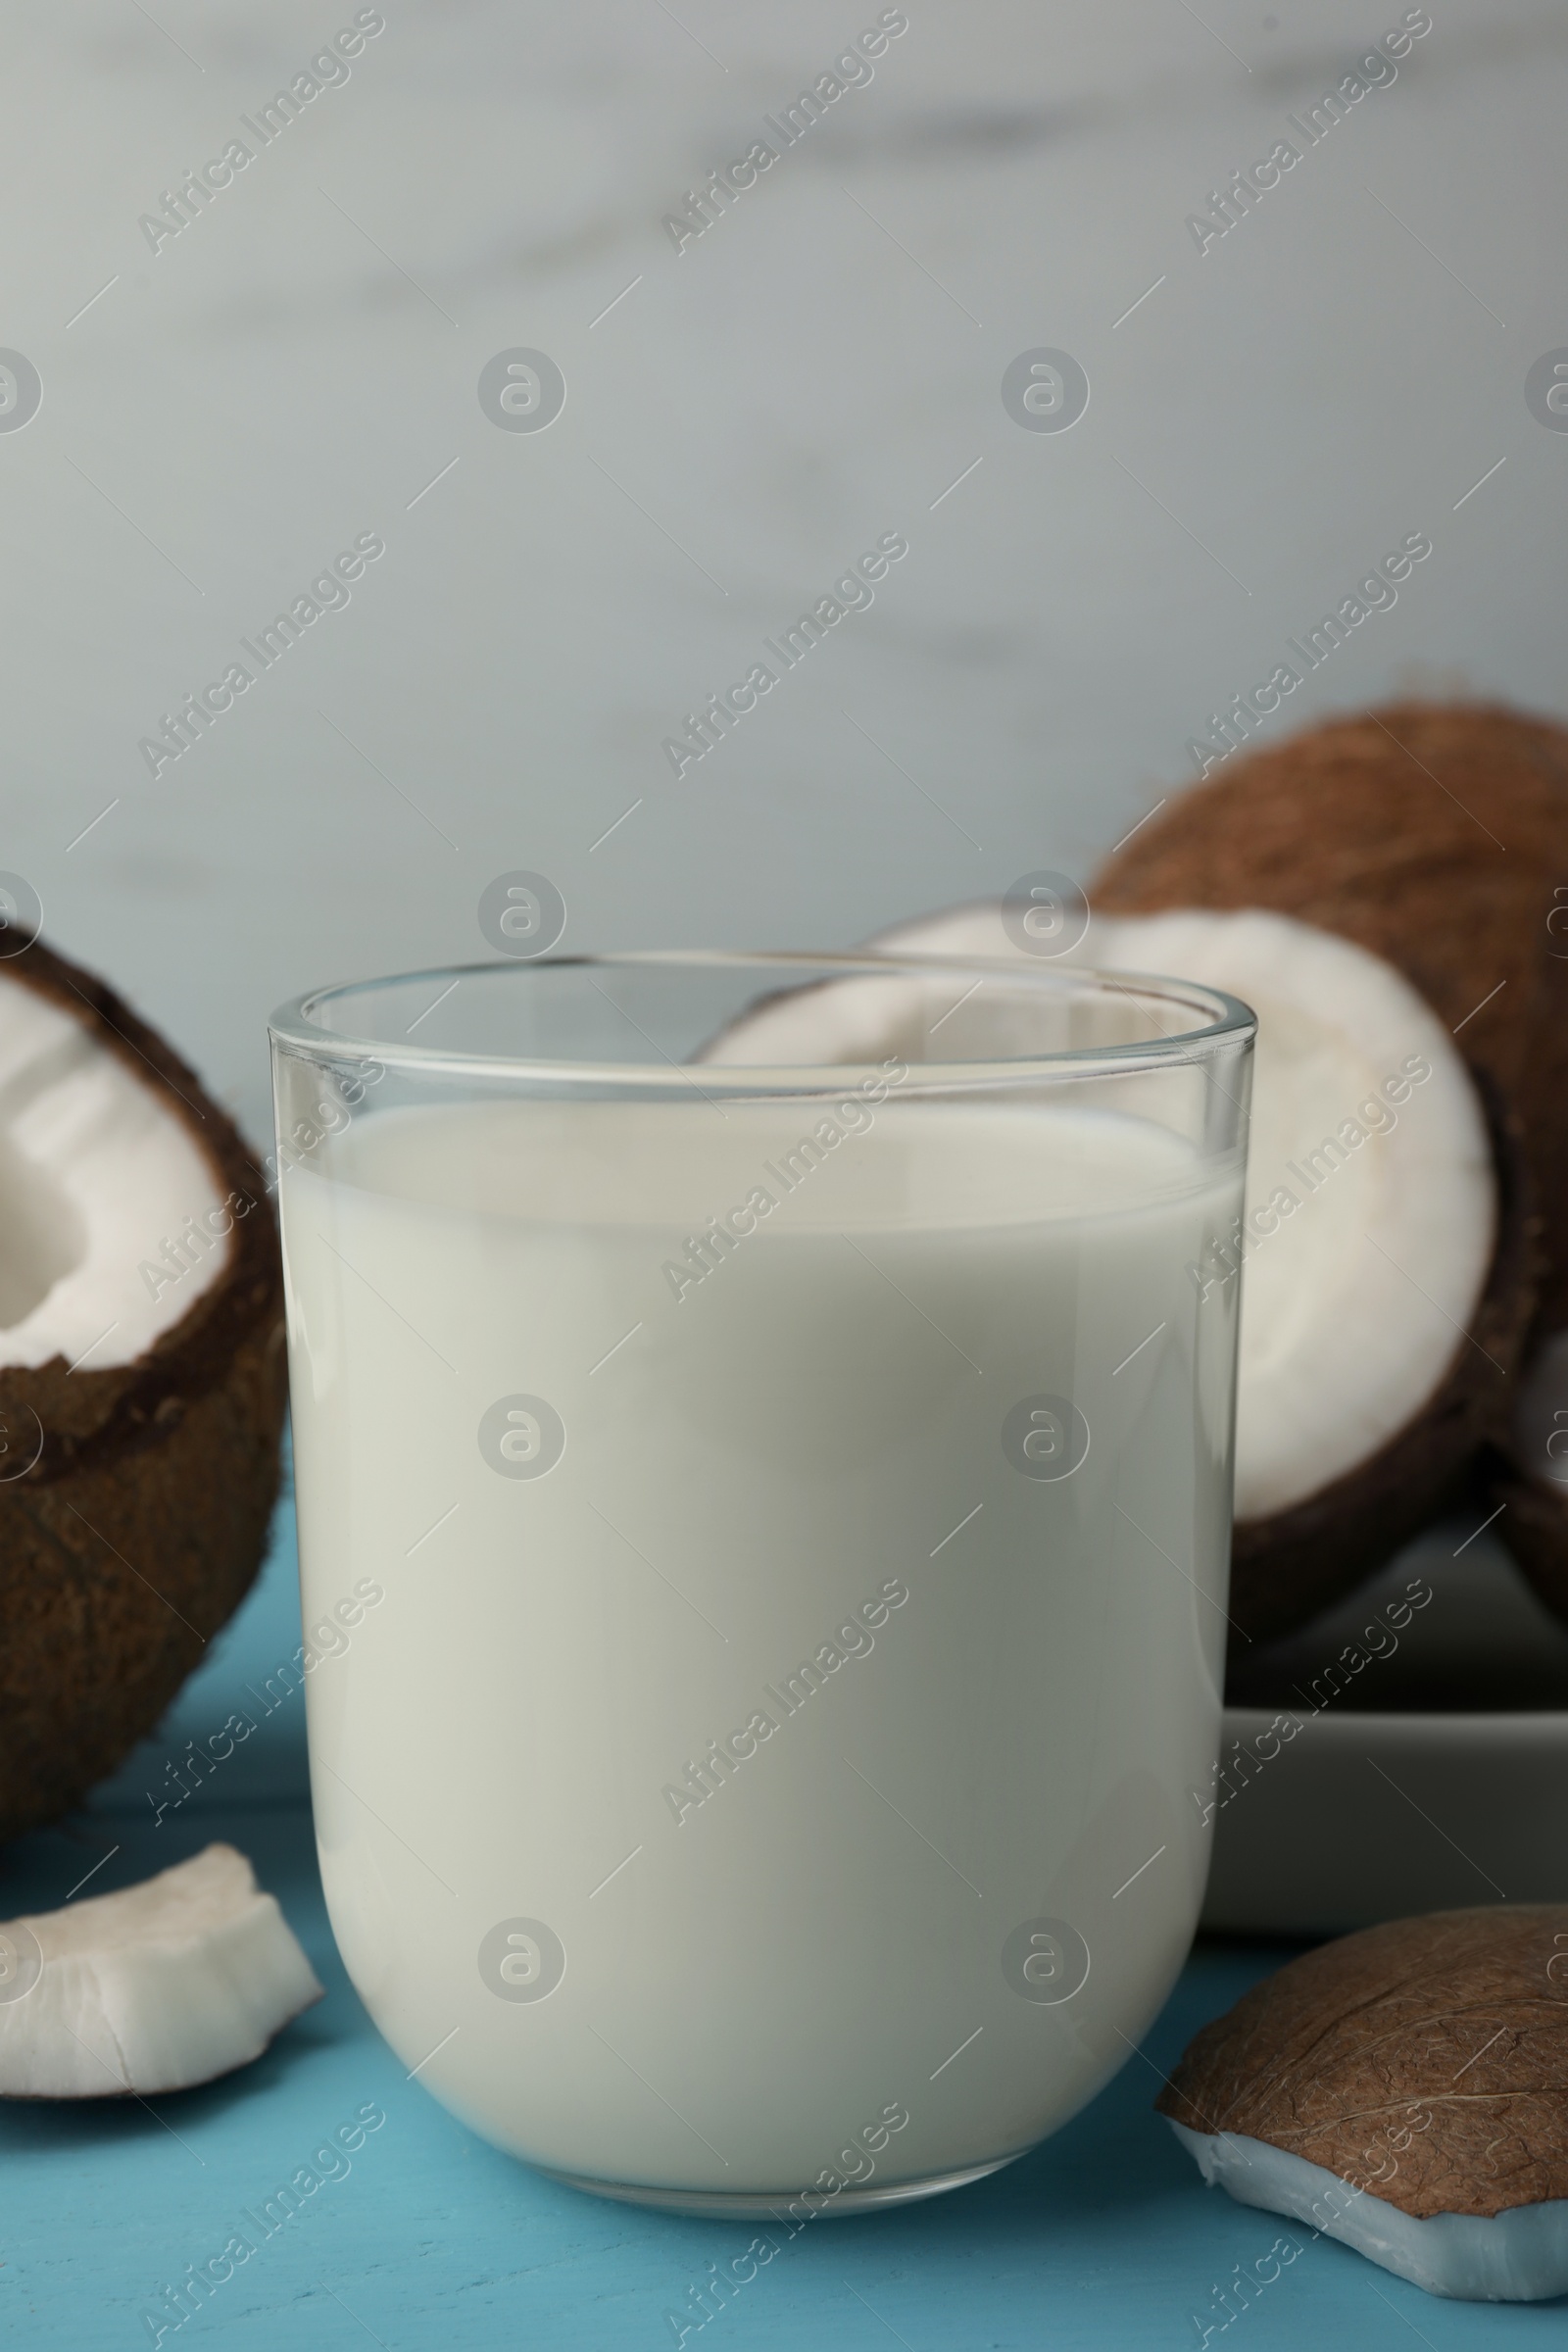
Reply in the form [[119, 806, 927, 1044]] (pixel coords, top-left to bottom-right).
[[1203, 1518, 1568, 1934]]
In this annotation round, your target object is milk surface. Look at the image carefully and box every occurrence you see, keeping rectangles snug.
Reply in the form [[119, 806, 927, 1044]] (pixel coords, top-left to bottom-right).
[[281, 1093, 1242, 2199]]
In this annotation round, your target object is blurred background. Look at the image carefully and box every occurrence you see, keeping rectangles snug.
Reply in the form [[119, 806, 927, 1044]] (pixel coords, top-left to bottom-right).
[[4, 0, 1563, 1145]]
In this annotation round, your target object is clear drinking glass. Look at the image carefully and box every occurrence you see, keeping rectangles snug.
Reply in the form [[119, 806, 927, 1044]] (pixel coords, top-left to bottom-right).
[[269, 954, 1252, 2215]]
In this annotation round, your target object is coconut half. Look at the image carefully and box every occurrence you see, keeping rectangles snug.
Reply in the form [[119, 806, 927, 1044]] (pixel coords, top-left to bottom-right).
[[847, 901, 1529, 1642], [0, 939, 286, 1840], [0, 1843, 321, 2096], [1086, 700, 1568, 1638]]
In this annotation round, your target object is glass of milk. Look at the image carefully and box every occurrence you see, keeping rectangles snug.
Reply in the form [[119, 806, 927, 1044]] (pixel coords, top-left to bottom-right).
[[270, 953, 1252, 2215]]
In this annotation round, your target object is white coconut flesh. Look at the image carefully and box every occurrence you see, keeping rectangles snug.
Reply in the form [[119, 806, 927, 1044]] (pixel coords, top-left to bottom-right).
[[0, 1843, 321, 2097], [0, 969, 230, 1370], [728, 903, 1493, 1526], [1170, 2123, 1568, 2303]]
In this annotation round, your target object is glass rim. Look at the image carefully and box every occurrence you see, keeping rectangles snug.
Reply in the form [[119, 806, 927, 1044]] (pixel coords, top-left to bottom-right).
[[269, 950, 1256, 1088]]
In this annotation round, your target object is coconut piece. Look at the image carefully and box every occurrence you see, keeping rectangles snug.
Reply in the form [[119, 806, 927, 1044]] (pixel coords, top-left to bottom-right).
[[1091, 702, 1568, 1325], [1157, 1906, 1568, 2302], [0, 939, 286, 1840], [0, 1843, 321, 2096], [864, 900, 1534, 1642]]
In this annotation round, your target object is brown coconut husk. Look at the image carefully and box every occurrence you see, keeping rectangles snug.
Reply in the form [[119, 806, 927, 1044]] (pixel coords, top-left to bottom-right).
[[1157, 1905, 1568, 2220], [0, 940, 285, 1841]]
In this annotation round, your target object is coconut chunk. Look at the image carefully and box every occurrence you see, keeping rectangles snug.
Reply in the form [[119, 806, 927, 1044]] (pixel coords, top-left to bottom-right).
[[0, 968, 230, 1368], [1158, 1906, 1568, 2301], [0, 1843, 322, 2097]]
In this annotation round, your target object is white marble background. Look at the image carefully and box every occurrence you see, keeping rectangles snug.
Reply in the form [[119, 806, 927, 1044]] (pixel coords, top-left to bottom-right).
[[2, 0, 1562, 1137]]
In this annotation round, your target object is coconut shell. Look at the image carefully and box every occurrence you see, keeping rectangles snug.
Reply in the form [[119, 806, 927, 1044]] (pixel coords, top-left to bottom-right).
[[1091, 702, 1568, 1325], [0, 939, 285, 1841], [1157, 1905, 1568, 2220], [1226, 1083, 1539, 1648]]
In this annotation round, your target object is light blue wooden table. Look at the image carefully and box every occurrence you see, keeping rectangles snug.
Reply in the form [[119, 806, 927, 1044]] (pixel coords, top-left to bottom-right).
[[3, 1476, 1559, 2349]]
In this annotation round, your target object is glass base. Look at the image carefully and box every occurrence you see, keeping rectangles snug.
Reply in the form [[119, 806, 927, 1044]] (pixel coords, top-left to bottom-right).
[[535, 2152, 1021, 2218]]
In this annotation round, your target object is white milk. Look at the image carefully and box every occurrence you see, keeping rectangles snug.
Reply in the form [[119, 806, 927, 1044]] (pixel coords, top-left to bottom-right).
[[281, 1093, 1242, 2204]]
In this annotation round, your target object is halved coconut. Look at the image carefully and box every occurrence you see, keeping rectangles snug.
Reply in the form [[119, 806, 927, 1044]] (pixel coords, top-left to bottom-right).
[[1090, 702, 1568, 1635], [0, 939, 286, 1840], [0, 1843, 321, 2095], [867, 900, 1534, 1642]]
